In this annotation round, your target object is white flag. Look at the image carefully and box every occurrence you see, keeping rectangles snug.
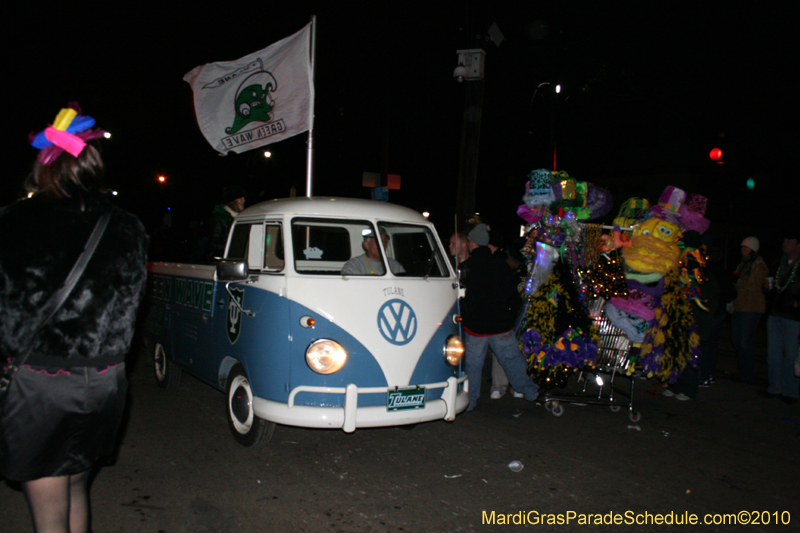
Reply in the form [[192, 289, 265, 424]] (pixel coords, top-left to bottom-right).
[[184, 23, 313, 154]]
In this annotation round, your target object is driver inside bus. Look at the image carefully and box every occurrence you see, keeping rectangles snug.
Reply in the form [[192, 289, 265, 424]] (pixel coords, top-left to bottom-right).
[[341, 229, 405, 276]]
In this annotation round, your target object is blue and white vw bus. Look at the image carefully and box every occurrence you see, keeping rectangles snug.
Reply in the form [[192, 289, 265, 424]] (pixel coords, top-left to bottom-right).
[[143, 197, 468, 446]]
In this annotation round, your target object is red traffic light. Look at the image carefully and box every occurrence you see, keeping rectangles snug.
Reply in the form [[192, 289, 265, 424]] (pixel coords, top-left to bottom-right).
[[709, 148, 723, 161]]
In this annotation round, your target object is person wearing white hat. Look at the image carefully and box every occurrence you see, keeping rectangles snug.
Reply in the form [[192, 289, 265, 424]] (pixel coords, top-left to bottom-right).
[[741, 236, 760, 255], [731, 236, 769, 382]]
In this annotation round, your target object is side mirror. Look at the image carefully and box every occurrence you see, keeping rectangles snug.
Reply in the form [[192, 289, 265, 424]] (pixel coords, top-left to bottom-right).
[[457, 266, 468, 288], [456, 266, 468, 299], [217, 259, 248, 281]]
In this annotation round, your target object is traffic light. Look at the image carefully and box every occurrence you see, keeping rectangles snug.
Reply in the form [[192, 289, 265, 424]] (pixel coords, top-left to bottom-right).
[[709, 147, 723, 164]]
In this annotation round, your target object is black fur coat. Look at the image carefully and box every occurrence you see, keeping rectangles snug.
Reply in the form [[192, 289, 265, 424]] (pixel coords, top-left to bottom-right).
[[0, 186, 148, 368]]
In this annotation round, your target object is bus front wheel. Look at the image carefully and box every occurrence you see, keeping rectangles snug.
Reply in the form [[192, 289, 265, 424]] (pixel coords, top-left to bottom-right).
[[226, 364, 276, 447]]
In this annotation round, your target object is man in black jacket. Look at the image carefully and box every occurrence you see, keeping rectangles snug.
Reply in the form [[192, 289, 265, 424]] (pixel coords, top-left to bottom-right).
[[763, 231, 800, 403], [460, 224, 540, 410]]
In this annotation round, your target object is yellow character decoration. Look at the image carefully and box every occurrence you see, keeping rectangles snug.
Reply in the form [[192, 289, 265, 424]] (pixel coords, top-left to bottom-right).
[[623, 216, 682, 275], [621, 186, 686, 276]]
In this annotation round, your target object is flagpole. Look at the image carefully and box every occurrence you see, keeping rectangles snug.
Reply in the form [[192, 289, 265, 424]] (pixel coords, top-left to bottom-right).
[[305, 15, 317, 198]]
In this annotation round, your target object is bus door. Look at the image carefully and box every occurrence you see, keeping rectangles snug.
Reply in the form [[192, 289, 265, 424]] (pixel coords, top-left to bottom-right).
[[214, 220, 290, 399]]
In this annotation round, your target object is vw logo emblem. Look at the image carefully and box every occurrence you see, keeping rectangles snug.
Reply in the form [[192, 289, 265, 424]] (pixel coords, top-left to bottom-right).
[[377, 299, 417, 346]]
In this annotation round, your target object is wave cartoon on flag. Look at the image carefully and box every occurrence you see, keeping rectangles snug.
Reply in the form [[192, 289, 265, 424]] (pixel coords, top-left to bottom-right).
[[184, 22, 313, 155]]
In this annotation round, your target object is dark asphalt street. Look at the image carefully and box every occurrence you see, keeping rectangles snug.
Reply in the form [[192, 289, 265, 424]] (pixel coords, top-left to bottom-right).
[[2, 321, 799, 532]]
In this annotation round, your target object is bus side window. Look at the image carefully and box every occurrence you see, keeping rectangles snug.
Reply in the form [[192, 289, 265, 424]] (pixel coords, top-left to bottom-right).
[[228, 222, 284, 272], [247, 225, 264, 270], [263, 224, 284, 271], [227, 223, 252, 261]]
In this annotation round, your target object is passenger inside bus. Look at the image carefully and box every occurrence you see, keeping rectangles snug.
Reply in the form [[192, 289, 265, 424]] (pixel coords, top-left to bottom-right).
[[341, 229, 405, 276]]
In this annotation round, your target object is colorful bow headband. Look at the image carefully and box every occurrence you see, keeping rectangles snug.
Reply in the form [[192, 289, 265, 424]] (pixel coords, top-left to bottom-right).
[[29, 103, 107, 166]]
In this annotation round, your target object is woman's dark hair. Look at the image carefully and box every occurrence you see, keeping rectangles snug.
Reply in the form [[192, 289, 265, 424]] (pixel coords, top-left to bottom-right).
[[27, 141, 105, 198]]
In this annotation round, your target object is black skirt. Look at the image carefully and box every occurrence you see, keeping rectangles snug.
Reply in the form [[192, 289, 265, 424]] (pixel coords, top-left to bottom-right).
[[0, 363, 127, 482]]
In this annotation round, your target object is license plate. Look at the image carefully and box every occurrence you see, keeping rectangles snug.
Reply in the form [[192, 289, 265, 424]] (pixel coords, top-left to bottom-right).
[[387, 387, 426, 411]]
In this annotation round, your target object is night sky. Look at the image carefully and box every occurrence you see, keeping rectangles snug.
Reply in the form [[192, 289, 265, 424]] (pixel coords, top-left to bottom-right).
[[5, 2, 798, 264]]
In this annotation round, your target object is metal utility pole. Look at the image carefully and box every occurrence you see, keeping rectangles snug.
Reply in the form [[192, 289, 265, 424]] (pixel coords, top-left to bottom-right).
[[453, 49, 486, 223]]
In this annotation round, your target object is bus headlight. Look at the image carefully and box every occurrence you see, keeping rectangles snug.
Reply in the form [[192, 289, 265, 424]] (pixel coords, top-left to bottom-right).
[[443, 335, 464, 366], [306, 339, 347, 374]]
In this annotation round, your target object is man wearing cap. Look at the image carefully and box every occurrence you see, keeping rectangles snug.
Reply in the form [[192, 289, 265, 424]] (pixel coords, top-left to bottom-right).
[[342, 229, 405, 276], [762, 233, 800, 403], [206, 185, 246, 262], [459, 223, 540, 410]]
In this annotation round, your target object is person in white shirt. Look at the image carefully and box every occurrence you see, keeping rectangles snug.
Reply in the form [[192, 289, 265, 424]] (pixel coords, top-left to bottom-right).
[[342, 229, 405, 276]]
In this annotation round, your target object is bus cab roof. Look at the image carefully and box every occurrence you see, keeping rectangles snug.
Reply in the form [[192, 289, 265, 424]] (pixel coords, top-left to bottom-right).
[[236, 196, 429, 224]]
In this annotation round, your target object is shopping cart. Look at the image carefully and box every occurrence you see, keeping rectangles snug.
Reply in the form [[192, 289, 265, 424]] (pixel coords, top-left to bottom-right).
[[543, 308, 641, 422]]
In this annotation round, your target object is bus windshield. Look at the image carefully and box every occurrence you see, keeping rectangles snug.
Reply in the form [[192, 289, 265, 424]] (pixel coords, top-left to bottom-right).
[[291, 218, 450, 277]]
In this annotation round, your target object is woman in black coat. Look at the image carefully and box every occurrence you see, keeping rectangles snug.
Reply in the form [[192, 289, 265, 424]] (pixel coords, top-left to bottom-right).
[[0, 104, 148, 532]]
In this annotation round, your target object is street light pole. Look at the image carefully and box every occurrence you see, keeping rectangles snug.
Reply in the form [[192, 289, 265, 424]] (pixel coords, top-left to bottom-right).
[[455, 79, 484, 223], [453, 49, 486, 226]]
